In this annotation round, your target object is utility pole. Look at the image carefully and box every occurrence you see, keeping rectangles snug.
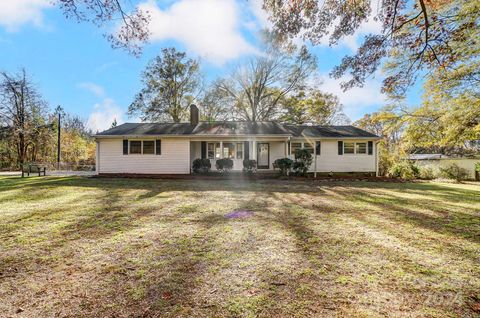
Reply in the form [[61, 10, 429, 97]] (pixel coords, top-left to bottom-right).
[[57, 111, 61, 170]]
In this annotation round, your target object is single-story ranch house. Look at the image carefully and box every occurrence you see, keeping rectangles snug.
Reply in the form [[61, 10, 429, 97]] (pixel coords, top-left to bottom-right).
[[94, 105, 381, 175]]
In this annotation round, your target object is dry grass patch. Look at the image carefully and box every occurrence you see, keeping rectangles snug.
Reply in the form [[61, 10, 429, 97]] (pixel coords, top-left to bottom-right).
[[0, 176, 479, 317]]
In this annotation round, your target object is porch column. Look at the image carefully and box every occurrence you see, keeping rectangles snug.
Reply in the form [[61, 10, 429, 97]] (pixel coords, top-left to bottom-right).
[[220, 141, 223, 159], [252, 140, 256, 162]]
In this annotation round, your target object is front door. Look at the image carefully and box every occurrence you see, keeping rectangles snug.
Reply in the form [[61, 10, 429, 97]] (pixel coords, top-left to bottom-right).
[[257, 143, 269, 169]]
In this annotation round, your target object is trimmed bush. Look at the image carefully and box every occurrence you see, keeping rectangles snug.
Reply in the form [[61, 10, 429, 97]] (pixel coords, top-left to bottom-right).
[[293, 149, 313, 176], [418, 166, 437, 180], [192, 158, 211, 174], [440, 163, 470, 182], [215, 158, 233, 173], [274, 158, 293, 176], [242, 159, 257, 174], [388, 161, 419, 180]]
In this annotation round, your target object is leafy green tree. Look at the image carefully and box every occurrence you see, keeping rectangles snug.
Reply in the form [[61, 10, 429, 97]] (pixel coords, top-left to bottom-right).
[[129, 48, 201, 123], [279, 89, 349, 124], [263, 0, 480, 96], [355, 110, 405, 176]]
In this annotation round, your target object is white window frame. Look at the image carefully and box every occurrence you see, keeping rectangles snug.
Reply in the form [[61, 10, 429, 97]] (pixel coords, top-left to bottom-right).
[[236, 142, 244, 160], [290, 141, 318, 156], [343, 141, 367, 155], [129, 140, 157, 155], [207, 141, 245, 160]]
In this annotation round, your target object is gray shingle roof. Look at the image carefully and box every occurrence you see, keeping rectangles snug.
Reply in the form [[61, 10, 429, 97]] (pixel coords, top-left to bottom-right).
[[286, 125, 379, 138], [96, 122, 379, 138]]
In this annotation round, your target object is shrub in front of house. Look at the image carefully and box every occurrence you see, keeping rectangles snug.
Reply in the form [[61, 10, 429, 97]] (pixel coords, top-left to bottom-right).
[[293, 149, 313, 176], [192, 158, 211, 174], [216, 158, 234, 173], [242, 159, 257, 174], [388, 161, 419, 180], [439, 164, 470, 182], [418, 165, 437, 180], [274, 158, 293, 176]]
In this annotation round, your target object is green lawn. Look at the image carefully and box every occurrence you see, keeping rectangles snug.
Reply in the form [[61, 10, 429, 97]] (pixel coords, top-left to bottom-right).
[[0, 176, 479, 317]]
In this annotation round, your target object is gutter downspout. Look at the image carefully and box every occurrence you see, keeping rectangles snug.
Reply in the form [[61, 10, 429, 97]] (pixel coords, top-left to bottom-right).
[[95, 139, 100, 175], [314, 140, 317, 178]]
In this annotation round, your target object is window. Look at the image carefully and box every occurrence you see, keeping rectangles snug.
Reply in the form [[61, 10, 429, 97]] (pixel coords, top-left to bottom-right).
[[207, 143, 214, 159], [303, 143, 314, 154], [343, 142, 367, 154], [143, 141, 155, 154], [207, 142, 222, 159], [129, 140, 157, 154], [223, 142, 235, 159], [291, 142, 302, 156], [236, 143, 243, 159], [356, 142, 367, 154], [344, 142, 355, 154], [291, 142, 319, 155], [129, 141, 141, 154], [215, 143, 222, 158]]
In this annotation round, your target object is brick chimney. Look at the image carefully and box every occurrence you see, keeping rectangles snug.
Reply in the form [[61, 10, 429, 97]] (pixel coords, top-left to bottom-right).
[[190, 104, 199, 126]]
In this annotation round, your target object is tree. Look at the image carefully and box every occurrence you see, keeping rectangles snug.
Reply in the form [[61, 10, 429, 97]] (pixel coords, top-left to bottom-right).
[[279, 89, 349, 125], [111, 118, 118, 128], [55, 0, 149, 55], [0, 70, 50, 166], [262, 0, 480, 96], [128, 48, 201, 123], [217, 35, 317, 121], [199, 82, 231, 122], [355, 110, 404, 175]]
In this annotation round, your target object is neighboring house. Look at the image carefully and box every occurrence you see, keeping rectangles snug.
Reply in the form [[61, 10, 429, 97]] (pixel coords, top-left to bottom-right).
[[409, 153, 480, 180], [94, 105, 381, 175]]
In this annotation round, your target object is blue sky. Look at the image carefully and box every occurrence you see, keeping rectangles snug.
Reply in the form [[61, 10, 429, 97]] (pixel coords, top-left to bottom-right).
[[0, 0, 423, 131]]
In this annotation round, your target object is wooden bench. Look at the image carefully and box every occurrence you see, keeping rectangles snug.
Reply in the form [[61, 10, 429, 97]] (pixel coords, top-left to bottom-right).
[[21, 163, 47, 177]]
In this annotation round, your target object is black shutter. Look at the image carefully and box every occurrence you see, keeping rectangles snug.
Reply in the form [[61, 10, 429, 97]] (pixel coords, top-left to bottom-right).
[[315, 141, 321, 155], [368, 141, 373, 155], [244, 141, 249, 159], [201, 141, 206, 159], [338, 141, 343, 155], [156, 140, 161, 155], [287, 141, 291, 156], [123, 140, 128, 155]]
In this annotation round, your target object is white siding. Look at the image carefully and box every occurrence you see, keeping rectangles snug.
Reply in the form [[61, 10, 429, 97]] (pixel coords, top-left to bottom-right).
[[268, 141, 287, 170], [414, 159, 478, 179], [312, 140, 376, 172], [97, 138, 190, 174]]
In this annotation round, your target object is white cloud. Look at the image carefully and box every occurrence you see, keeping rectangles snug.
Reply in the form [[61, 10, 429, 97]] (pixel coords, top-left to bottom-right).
[[319, 74, 387, 121], [0, 0, 51, 32], [86, 98, 125, 132], [77, 82, 106, 98], [138, 0, 257, 64], [78, 82, 124, 132], [244, 0, 270, 29]]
